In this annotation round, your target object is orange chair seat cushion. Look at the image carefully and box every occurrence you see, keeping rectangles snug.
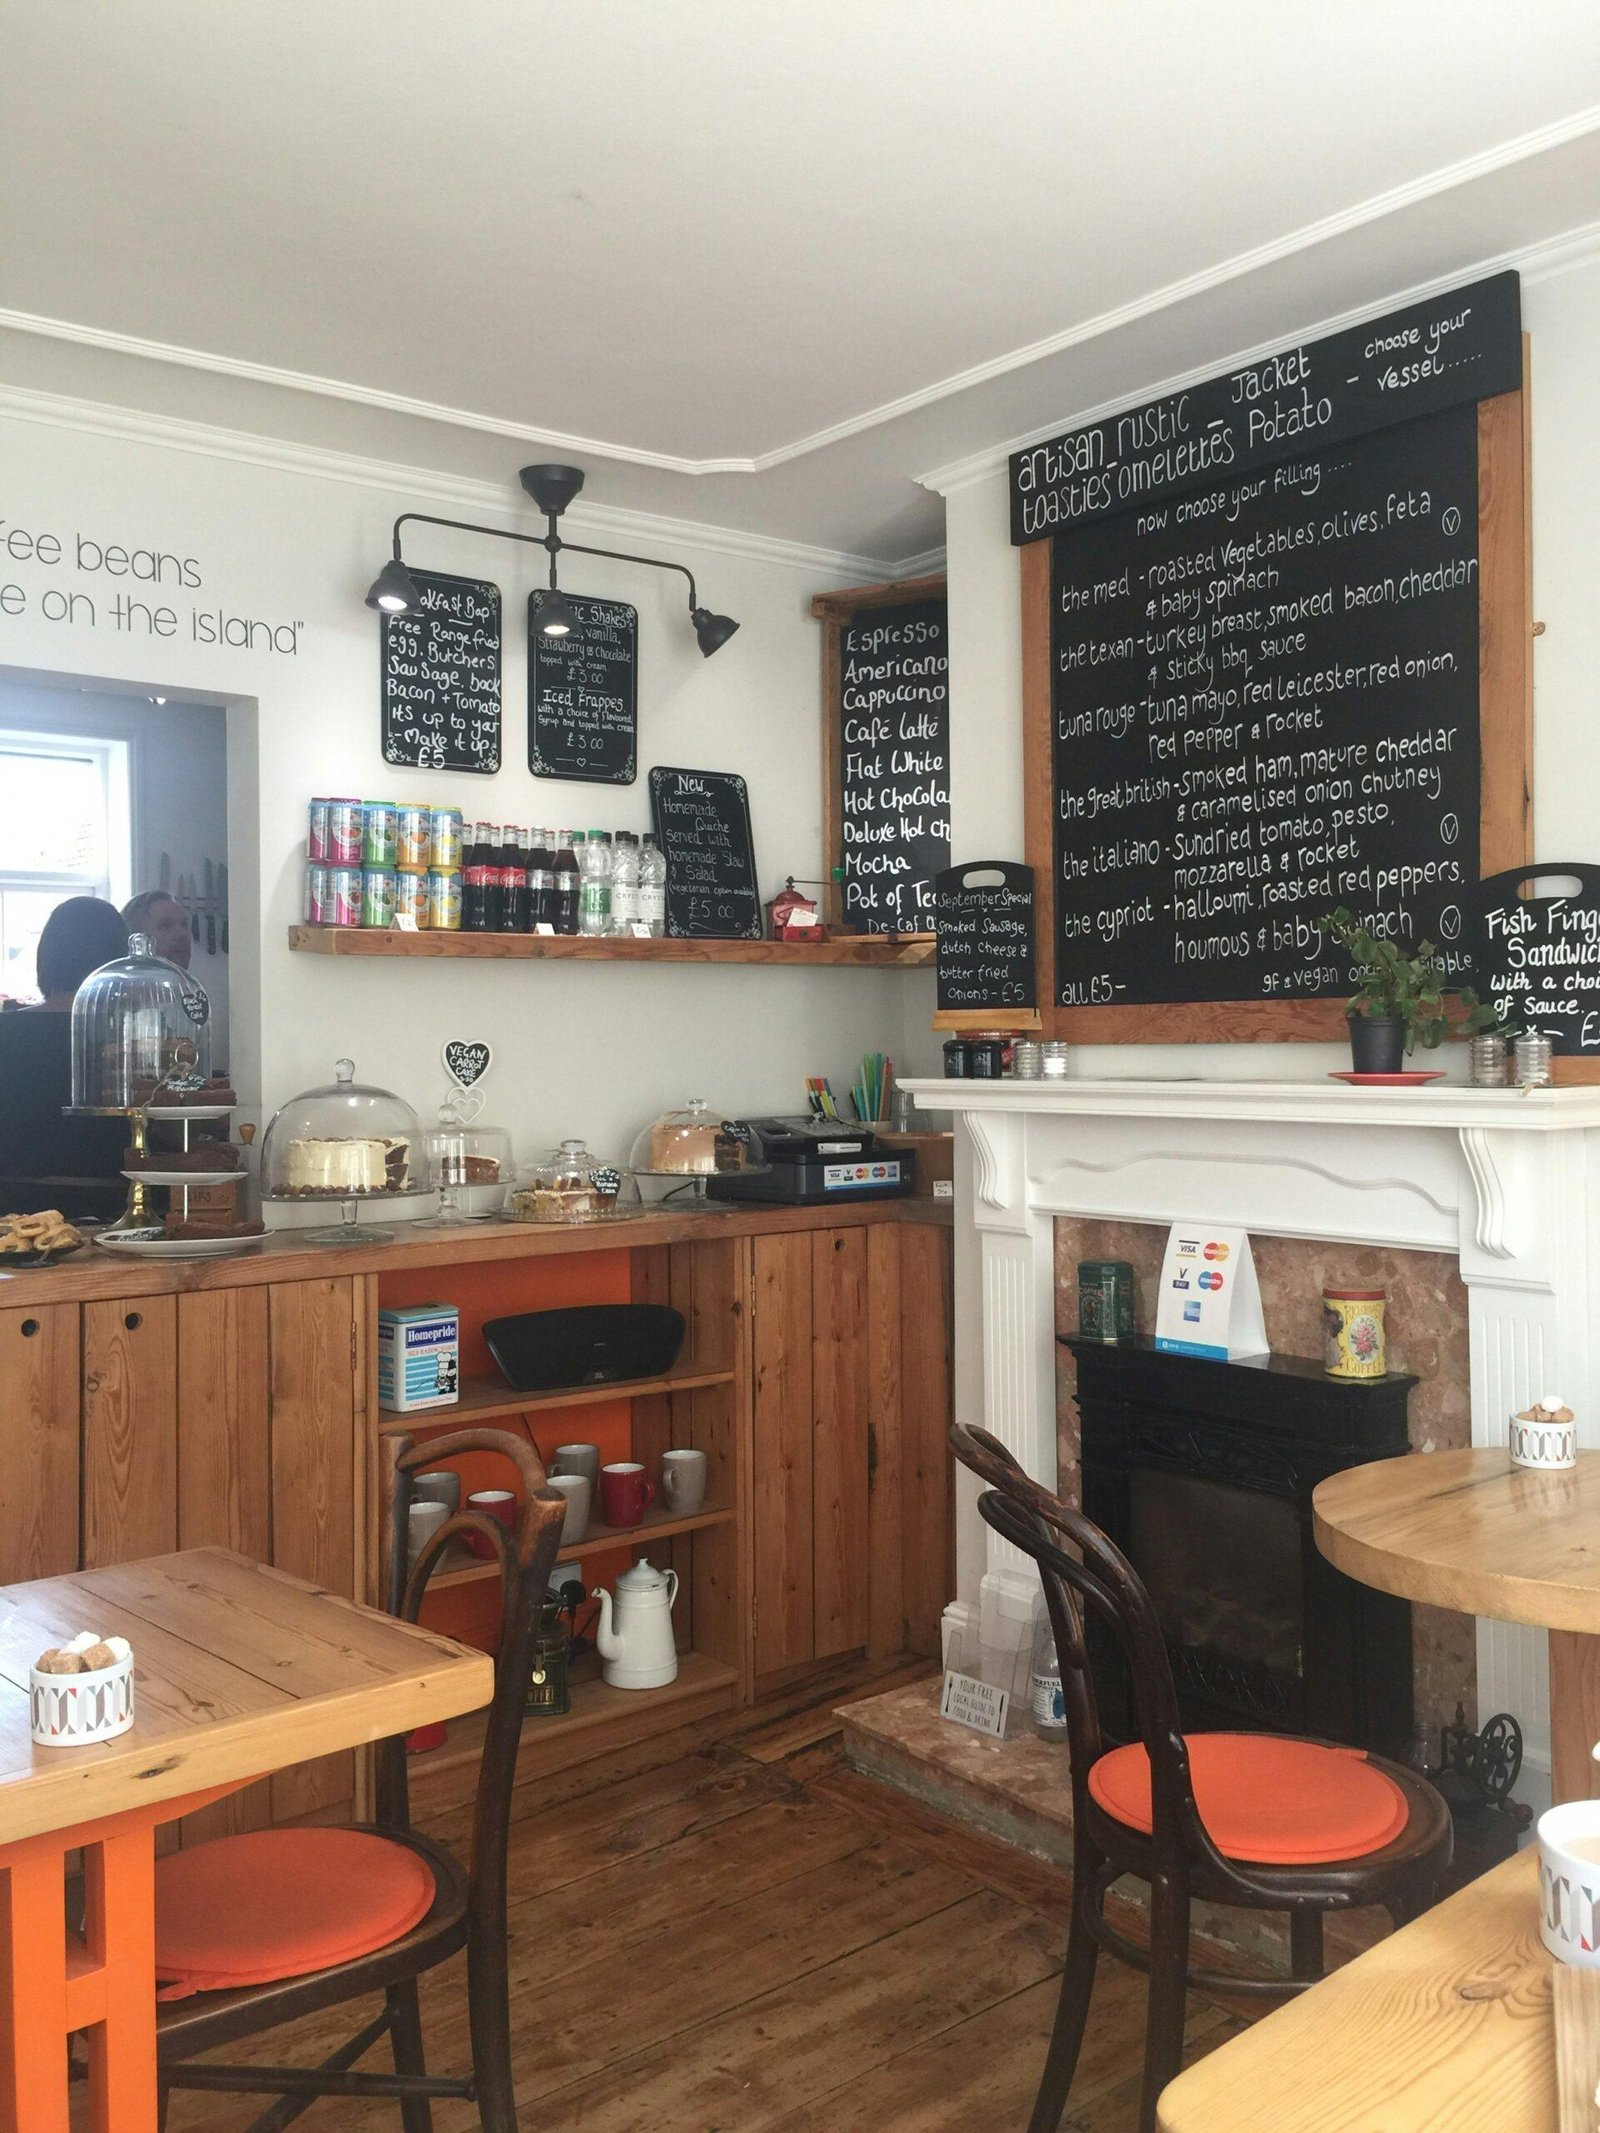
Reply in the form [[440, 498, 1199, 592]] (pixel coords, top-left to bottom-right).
[[154, 1827, 437, 2001], [1086, 1732, 1411, 1865]]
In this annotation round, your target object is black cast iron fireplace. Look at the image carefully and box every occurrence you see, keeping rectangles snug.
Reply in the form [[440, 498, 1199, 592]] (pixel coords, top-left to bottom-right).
[[1066, 1337, 1414, 1758]]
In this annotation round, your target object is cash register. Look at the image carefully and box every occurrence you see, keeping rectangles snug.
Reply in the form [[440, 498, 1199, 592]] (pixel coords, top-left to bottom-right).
[[705, 1118, 916, 1206]]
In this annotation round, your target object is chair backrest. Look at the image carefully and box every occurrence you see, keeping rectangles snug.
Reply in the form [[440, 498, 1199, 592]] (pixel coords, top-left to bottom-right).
[[379, 1428, 566, 1928], [950, 1422, 1209, 1856]]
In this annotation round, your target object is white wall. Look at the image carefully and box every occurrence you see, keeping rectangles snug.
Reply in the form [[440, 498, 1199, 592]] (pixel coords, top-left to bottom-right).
[[0, 412, 939, 1178], [937, 239, 1600, 1079]]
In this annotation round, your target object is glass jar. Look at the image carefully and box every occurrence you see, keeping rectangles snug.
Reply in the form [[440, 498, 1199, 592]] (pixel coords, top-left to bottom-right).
[[609, 831, 641, 934], [1030, 1615, 1069, 1741], [260, 1057, 429, 1242], [638, 833, 666, 937], [426, 1100, 513, 1223], [508, 1138, 638, 1224], [578, 830, 612, 937], [70, 932, 214, 1112]]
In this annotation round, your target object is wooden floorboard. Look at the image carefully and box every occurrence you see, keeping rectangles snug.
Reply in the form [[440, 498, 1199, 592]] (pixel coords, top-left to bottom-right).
[[164, 1653, 1259, 2133]]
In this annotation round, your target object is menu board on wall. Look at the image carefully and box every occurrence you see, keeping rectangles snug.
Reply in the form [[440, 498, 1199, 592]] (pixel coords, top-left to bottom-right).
[[836, 596, 951, 934], [528, 595, 638, 784], [935, 862, 1037, 1019], [648, 765, 763, 940], [1049, 404, 1482, 1013], [380, 570, 502, 774]]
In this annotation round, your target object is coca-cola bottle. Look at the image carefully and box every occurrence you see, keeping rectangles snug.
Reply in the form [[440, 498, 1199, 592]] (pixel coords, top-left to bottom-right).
[[502, 825, 530, 931], [463, 822, 494, 932], [552, 831, 580, 935], [527, 829, 554, 931]]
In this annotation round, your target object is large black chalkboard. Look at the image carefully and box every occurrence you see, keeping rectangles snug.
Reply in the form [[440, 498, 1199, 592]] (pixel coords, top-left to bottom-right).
[[648, 766, 762, 940], [1471, 865, 1600, 1054], [381, 570, 501, 774], [1011, 271, 1520, 541], [1050, 403, 1481, 1012], [935, 862, 1037, 1016], [529, 595, 638, 784], [837, 596, 950, 933]]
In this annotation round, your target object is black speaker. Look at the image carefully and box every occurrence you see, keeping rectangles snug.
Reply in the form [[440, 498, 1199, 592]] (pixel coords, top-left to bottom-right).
[[483, 1303, 686, 1394]]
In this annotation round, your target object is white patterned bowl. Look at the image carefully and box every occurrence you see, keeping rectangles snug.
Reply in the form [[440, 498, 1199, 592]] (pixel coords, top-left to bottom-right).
[[1510, 1410, 1577, 1470], [29, 1655, 134, 1746], [1538, 1802, 1600, 1967]]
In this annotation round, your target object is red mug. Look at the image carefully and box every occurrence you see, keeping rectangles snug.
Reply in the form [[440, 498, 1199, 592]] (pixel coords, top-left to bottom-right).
[[599, 1462, 654, 1529], [466, 1488, 517, 1559]]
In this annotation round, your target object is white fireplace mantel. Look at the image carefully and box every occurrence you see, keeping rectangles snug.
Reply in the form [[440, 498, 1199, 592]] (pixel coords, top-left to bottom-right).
[[903, 1076, 1600, 1799]]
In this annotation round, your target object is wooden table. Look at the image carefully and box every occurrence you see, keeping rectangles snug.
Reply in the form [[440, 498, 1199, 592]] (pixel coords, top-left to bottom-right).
[[0, 1547, 493, 2133], [1315, 1448, 1600, 1803]]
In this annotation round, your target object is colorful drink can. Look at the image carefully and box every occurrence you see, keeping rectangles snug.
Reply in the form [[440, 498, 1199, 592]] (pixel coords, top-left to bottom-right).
[[429, 807, 463, 871], [326, 865, 362, 928], [396, 804, 431, 872], [361, 866, 397, 928], [326, 799, 364, 867], [362, 801, 398, 869], [426, 869, 462, 931], [308, 798, 331, 864], [305, 862, 329, 924], [394, 873, 430, 929]]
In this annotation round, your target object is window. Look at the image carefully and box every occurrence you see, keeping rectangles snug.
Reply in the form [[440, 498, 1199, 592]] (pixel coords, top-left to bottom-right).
[[0, 731, 132, 1000]]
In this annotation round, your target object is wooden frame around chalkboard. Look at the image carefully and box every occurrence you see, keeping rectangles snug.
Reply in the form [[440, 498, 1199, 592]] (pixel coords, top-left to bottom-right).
[[1021, 354, 1534, 1046], [811, 571, 947, 932]]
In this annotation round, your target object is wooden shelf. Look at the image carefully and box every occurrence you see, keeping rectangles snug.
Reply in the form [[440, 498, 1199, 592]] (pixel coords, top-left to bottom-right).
[[377, 1361, 736, 1434], [428, 1501, 737, 1586], [288, 925, 934, 968]]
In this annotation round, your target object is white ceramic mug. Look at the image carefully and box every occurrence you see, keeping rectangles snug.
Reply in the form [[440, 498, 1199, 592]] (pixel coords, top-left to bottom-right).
[[1538, 1799, 1600, 1966], [407, 1499, 450, 1568], [551, 1442, 601, 1489], [661, 1448, 708, 1516], [547, 1472, 590, 1546], [412, 1470, 461, 1516], [1510, 1402, 1577, 1471]]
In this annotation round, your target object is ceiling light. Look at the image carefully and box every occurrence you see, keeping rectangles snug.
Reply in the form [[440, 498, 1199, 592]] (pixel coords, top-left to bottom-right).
[[533, 586, 578, 637], [692, 608, 740, 658], [519, 463, 587, 519], [364, 556, 422, 614]]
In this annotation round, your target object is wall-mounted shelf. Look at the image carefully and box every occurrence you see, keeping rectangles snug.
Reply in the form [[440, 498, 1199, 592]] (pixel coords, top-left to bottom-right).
[[428, 1500, 737, 1587], [377, 1362, 737, 1436], [288, 925, 935, 968]]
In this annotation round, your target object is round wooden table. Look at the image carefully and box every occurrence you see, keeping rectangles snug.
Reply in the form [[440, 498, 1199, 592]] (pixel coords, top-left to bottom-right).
[[1315, 1447, 1600, 1804]]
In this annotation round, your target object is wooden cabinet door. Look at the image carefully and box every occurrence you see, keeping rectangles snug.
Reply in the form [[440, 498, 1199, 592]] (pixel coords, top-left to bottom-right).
[[812, 1228, 869, 1660], [0, 1303, 79, 1581], [752, 1232, 814, 1678], [83, 1296, 177, 1566]]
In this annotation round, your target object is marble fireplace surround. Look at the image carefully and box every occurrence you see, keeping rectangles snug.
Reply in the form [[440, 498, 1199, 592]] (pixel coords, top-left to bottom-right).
[[903, 1076, 1600, 1801]]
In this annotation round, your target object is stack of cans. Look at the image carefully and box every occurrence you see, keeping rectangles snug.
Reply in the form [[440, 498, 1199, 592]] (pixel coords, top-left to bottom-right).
[[305, 799, 463, 929]]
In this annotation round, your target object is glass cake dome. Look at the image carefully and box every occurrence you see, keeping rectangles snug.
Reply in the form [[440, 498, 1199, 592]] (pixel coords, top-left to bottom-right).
[[509, 1137, 640, 1224], [425, 1097, 513, 1224], [628, 1099, 766, 1201], [260, 1057, 429, 1244], [70, 933, 213, 1112]]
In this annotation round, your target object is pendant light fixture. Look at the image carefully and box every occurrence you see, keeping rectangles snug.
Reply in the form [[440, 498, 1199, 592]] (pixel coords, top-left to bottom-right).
[[364, 463, 740, 656]]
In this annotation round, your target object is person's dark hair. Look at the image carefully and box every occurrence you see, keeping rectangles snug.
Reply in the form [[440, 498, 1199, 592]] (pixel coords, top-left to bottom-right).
[[35, 897, 129, 1001], [122, 889, 183, 934]]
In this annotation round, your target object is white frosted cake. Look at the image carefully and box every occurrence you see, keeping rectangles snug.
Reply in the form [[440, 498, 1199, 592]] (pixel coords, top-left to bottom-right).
[[283, 1136, 410, 1195]]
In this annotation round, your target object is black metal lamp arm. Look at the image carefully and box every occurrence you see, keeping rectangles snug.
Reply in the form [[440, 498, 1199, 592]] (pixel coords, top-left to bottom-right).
[[555, 538, 698, 614], [388, 515, 700, 612]]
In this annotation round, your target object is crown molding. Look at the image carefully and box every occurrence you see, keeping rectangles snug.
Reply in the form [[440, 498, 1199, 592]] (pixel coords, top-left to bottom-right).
[[0, 381, 904, 580], [3, 103, 1597, 483], [916, 211, 1600, 498]]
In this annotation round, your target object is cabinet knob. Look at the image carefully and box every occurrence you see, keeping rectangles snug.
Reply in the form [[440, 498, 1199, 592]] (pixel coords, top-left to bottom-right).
[[20, 1319, 38, 1339]]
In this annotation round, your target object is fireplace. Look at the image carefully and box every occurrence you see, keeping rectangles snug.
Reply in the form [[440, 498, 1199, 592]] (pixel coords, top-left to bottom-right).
[[1070, 1338, 1414, 1757]]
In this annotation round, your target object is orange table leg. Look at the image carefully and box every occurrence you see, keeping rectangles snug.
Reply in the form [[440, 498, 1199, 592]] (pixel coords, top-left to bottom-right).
[[0, 1848, 71, 2133]]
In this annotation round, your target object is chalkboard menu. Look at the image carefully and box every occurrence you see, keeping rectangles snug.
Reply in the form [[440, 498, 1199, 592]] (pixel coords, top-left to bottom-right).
[[1050, 402, 1482, 1013], [935, 862, 1037, 1017], [837, 597, 950, 933], [529, 595, 638, 784], [1472, 866, 1600, 1056], [1011, 272, 1521, 542], [648, 766, 762, 940], [381, 570, 501, 774]]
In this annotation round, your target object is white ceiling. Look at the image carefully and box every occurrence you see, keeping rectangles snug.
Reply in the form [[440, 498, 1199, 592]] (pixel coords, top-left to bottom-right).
[[4, 2, 1600, 563]]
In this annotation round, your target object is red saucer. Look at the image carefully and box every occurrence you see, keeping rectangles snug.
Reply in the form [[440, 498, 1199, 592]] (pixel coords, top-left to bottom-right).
[[1329, 1070, 1446, 1086]]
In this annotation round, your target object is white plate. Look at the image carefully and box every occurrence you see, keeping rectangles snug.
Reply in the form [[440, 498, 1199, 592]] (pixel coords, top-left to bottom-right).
[[121, 1169, 241, 1187], [93, 1229, 263, 1259], [140, 1103, 235, 1121]]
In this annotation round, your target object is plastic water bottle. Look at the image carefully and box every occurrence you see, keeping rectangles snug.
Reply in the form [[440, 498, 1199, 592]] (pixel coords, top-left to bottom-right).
[[578, 830, 612, 936], [639, 832, 666, 938], [609, 831, 640, 934]]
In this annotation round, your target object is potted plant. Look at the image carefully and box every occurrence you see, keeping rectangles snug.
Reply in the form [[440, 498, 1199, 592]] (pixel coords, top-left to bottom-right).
[[1323, 909, 1452, 1073]]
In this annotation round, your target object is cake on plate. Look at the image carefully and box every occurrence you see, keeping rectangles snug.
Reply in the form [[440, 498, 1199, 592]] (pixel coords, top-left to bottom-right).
[[282, 1136, 411, 1196]]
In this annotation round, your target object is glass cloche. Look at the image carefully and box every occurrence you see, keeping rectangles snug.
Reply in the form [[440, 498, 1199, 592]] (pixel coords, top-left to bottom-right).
[[259, 1057, 430, 1244], [70, 933, 212, 1112], [508, 1138, 639, 1224], [426, 1097, 513, 1224], [628, 1099, 766, 1200]]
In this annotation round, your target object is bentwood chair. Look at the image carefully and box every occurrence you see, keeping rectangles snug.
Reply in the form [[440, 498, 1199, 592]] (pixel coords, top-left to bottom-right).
[[950, 1423, 1452, 2133], [153, 1427, 565, 2133]]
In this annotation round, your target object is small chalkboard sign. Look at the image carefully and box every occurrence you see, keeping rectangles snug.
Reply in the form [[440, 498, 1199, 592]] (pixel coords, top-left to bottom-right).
[[648, 766, 762, 940], [1472, 865, 1600, 1062], [529, 595, 638, 784], [935, 862, 1039, 1025], [381, 570, 501, 774]]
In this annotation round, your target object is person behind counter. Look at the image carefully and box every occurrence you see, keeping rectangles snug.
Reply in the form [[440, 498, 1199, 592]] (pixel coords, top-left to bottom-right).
[[0, 896, 129, 1218], [122, 887, 192, 970]]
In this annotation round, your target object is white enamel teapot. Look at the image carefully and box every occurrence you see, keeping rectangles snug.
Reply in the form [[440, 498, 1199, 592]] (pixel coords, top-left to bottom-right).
[[593, 1558, 679, 1690]]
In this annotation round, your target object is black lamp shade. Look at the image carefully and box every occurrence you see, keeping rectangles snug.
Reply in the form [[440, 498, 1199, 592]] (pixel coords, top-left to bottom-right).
[[365, 557, 422, 614], [692, 608, 739, 657], [532, 587, 578, 637]]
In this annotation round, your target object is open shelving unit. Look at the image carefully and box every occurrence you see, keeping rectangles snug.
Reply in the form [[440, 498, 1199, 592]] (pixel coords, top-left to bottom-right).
[[289, 924, 934, 968], [376, 1358, 738, 1436]]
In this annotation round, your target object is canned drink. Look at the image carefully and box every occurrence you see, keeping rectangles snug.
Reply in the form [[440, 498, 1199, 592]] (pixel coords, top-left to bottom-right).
[[396, 804, 431, 872], [327, 799, 364, 868], [305, 862, 329, 924], [308, 798, 331, 864], [326, 865, 362, 927], [361, 866, 397, 928], [394, 873, 430, 929], [426, 869, 462, 931], [363, 801, 398, 869], [429, 807, 463, 871]]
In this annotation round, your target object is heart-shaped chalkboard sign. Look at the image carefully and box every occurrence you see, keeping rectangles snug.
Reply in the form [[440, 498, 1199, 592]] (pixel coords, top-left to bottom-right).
[[442, 1039, 493, 1090]]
